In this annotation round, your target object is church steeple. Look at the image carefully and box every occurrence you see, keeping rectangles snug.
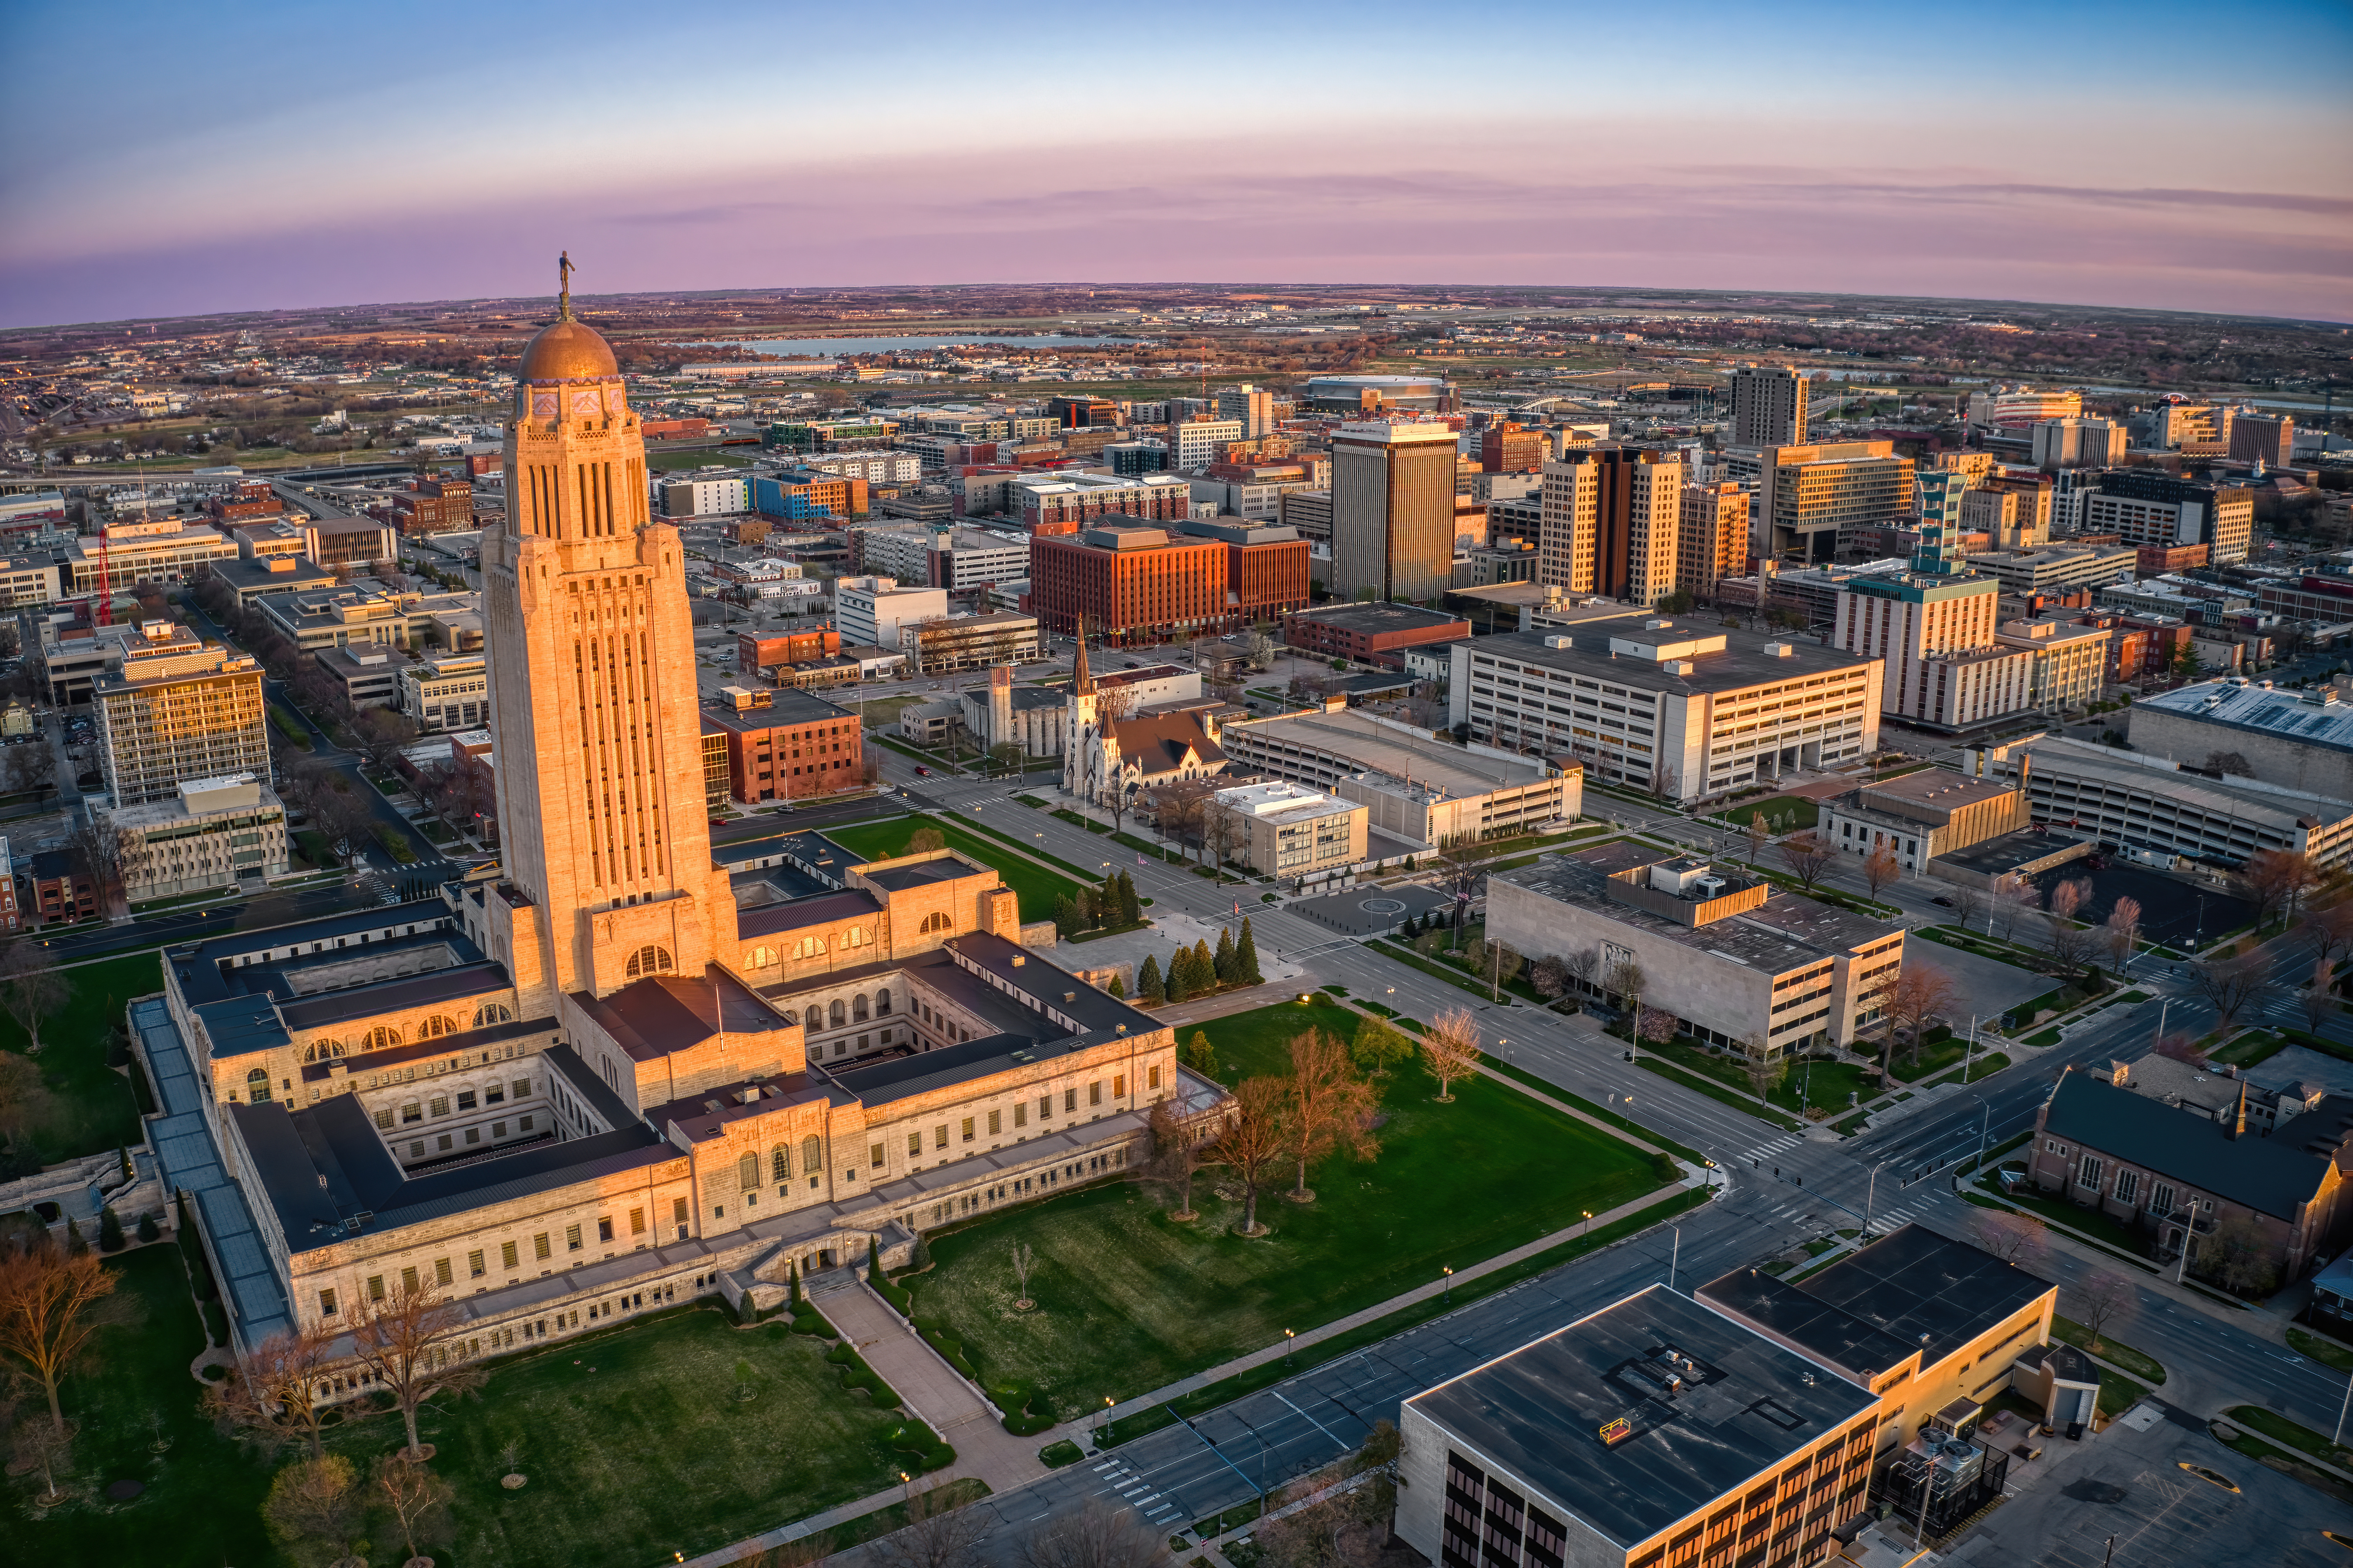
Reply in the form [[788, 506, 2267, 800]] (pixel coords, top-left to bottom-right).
[[1071, 614, 1094, 695]]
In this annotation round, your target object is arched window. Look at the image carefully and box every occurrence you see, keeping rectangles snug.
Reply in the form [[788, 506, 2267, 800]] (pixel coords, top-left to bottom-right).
[[748, 945, 777, 968], [365, 1025, 402, 1052], [779, 1008, 801, 1026], [791, 935, 826, 961], [853, 994, 870, 1022], [801, 1135, 822, 1175], [626, 945, 673, 979], [829, 999, 846, 1029], [302, 1039, 345, 1064], [737, 1153, 759, 1190], [246, 1067, 272, 1104], [474, 1004, 513, 1027], [876, 989, 893, 1016], [841, 925, 873, 950], [920, 911, 952, 935], [772, 1147, 791, 1184], [419, 1015, 461, 1040]]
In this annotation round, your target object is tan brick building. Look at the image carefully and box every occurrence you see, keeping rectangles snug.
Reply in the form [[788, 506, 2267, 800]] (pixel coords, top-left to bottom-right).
[[145, 300, 1189, 1369]]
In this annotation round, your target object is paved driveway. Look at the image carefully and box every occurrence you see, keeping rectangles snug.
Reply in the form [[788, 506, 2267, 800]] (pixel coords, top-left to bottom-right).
[[1908, 933, 2053, 1029]]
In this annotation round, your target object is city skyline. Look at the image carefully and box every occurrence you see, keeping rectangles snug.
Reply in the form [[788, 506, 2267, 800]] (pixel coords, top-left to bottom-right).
[[3, 0, 2349, 326]]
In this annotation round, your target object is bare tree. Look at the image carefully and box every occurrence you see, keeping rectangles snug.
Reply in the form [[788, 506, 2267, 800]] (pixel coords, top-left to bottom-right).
[[1137, 1096, 1220, 1222], [0, 946, 67, 1056], [874, 1480, 991, 1568], [1742, 1039, 1788, 1105], [1605, 958, 1647, 1023], [1947, 882, 1987, 934], [1968, 1209, 2047, 1269], [0, 1237, 116, 1432], [1203, 804, 1242, 884], [2195, 1213, 2282, 1296], [1421, 1007, 1485, 1102], [2189, 950, 2271, 1030], [1989, 873, 2035, 943], [349, 1281, 486, 1461], [2308, 958, 2339, 1033], [1564, 946, 1600, 1001], [2104, 896, 2142, 968], [10, 1406, 73, 1507], [1743, 810, 1769, 866], [1009, 1244, 1036, 1312], [1017, 1496, 1172, 1568], [1861, 841, 1900, 900], [65, 810, 126, 920], [1879, 963, 1957, 1077], [205, 1324, 336, 1458], [1433, 832, 1488, 941], [1218, 1077, 1290, 1237], [372, 1451, 453, 1567], [1777, 830, 1834, 891], [2068, 1271, 2134, 1355], [1282, 1030, 1382, 1203], [2240, 848, 2319, 931]]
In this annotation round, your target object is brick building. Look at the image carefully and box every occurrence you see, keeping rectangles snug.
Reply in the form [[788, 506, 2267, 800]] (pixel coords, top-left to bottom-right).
[[1279, 601, 1472, 667], [700, 687, 866, 805], [1478, 421, 1547, 474], [1014, 474, 1192, 536], [1024, 520, 1229, 643], [398, 476, 475, 536], [25, 848, 97, 926], [1179, 516, 1310, 623], [736, 628, 843, 683]]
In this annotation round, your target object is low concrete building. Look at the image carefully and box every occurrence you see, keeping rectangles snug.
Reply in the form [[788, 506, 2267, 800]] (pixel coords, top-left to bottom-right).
[[1209, 780, 1367, 882], [2127, 677, 2353, 803], [104, 773, 292, 902], [1994, 618, 2113, 712], [900, 610, 1040, 675], [1486, 842, 1907, 1055], [398, 651, 490, 734], [315, 644, 406, 710], [1964, 544, 2138, 597], [1819, 769, 2029, 875], [252, 586, 411, 652], [1280, 601, 1472, 668], [208, 554, 339, 608]]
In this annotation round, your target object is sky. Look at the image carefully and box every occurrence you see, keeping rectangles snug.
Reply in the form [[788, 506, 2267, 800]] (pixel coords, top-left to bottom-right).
[[3, 0, 2350, 328]]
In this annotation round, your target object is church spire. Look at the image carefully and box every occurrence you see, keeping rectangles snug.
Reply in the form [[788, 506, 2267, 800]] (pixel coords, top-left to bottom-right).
[[1072, 614, 1094, 695]]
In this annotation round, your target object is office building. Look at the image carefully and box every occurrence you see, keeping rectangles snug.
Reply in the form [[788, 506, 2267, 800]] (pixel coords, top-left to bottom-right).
[[834, 576, 947, 650], [752, 473, 866, 524], [2030, 417, 2125, 470], [2229, 414, 2296, 468], [64, 516, 239, 593], [1962, 544, 2137, 598], [799, 450, 921, 485], [2030, 1064, 2352, 1285], [315, 645, 406, 710], [1214, 384, 1274, 440], [660, 475, 752, 516], [1489, 842, 1903, 1054], [2081, 471, 2253, 564], [1819, 769, 2028, 875], [1832, 537, 2036, 730], [1914, 467, 1968, 529], [1220, 700, 1575, 847], [1757, 442, 1915, 564], [1178, 516, 1311, 623], [700, 686, 866, 804], [1960, 733, 2353, 868], [1014, 472, 1193, 534], [209, 554, 339, 608], [398, 651, 491, 734], [1331, 421, 1459, 603], [1448, 621, 1881, 800], [1677, 480, 1749, 600], [1537, 448, 1685, 606], [1166, 417, 1242, 470], [1995, 618, 2113, 711], [2144, 402, 2232, 451], [94, 630, 270, 809], [104, 773, 292, 903], [1479, 422, 1548, 475], [1398, 1284, 1880, 1568], [1967, 386, 2083, 429], [901, 610, 1040, 674], [2127, 677, 2353, 802], [1208, 780, 1367, 881], [1277, 489, 1332, 543], [1026, 521, 1228, 643], [1278, 601, 1470, 667], [1104, 441, 1168, 476], [1731, 364, 1809, 447]]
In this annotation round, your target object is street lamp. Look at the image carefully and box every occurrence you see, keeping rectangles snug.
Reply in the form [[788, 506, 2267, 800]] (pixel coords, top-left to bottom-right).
[[1441, 1265, 1453, 1303], [1864, 1159, 1890, 1234], [1284, 1328, 1295, 1365], [1581, 1210, 1593, 1242]]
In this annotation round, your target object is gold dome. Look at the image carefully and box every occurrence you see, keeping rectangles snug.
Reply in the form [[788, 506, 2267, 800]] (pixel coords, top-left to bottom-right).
[[518, 318, 618, 382]]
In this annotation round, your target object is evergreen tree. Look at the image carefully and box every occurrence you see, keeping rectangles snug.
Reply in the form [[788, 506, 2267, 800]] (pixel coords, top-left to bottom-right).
[[1214, 928, 1238, 984], [118, 1145, 134, 1182], [1053, 892, 1078, 933], [136, 1212, 161, 1245], [97, 1205, 124, 1254], [1117, 871, 1140, 925], [1138, 954, 1165, 1005], [1237, 917, 1264, 985], [1192, 939, 1216, 991], [1164, 948, 1192, 1004], [1108, 974, 1126, 998], [65, 1216, 87, 1256], [1184, 1031, 1218, 1076], [909, 1233, 932, 1272]]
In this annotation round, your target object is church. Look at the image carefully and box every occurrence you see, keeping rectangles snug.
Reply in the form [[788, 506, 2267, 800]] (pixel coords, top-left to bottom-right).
[[145, 283, 1187, 1364]]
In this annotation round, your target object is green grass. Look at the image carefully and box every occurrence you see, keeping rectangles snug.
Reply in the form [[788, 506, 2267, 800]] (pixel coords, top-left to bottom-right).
[[942, 811, 1103, 881], [1709, 794, 1819, 831], [2025, 1027, 2063, 1047], [1365, 938, 1546, 1005], [1886, 1035, 1993, 1083], [902, 1000, 1666, 1422], [0, 952, 157, 1163], [2224, 1405, 2353, 1468], [1014, 794, 1050, 808], [1480, 1058, 1708, 1166], [1039, 1439, 1085, 1468], [821, 814, 1087, 923], [2094, 1368, 2151, 1419], [1986, 1183, 2153, 1262], [2289, 1326, 2353, 1372], [1923, 1053, 2011, 1088], [1641, 1039, 1874, 1119], [2212, 1032, 2291, 1068], [370, 822, 419, 865], [2051, 1314, 2167, 1384], [266, 703, 312, 748]]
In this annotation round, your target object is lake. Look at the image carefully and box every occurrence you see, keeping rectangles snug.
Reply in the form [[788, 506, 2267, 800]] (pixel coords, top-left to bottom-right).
[[715, 334, 1145, 358]]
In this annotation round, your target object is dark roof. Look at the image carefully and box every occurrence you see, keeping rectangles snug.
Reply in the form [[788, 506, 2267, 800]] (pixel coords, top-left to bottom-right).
[[1693, 1269, 1919, 1382], [701, 686, 855, 734], [1468, 627, 1876, 697], [277, 960, 510, 1031], [1408, 1285, 1875, 1550], [738, 886, 881, 940], [571, 965, 796, 1063], [2042, 1068, 2346, 1220], [168, 899, 458, 1006], [828, 1030, 1077, 1106], [1792, 1224, 2054, 1368], [860, 855, 987, 894], [1286, 601, 1468, 635]]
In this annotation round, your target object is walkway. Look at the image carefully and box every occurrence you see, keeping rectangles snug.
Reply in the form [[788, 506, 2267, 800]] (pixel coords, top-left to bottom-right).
[[131, 993, 295, 1344], [820, 1275, 1050, 1494]]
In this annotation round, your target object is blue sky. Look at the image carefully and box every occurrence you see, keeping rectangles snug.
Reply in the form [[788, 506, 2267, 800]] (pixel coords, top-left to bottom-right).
[[3, 0, 2347, 325]]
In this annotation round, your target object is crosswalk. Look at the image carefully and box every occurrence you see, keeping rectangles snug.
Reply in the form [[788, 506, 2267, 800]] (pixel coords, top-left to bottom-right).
[[1738, 1132, 1805, 1167], [1091, 1454, 1188, 1529]]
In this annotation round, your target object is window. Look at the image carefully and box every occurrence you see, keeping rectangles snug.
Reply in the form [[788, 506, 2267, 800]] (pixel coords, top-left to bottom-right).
[[319, 1288, 338, 1317], [629, 1207, 645, 1235], [1040, 1095, 1053, 1119], [437, 1133, 453, 1152], [920, 911, 952, 934], [2152, 1182, 2177, 1216], [1014, 1102, 1027, 1128], [907, 1132, 922, 1157], [469, 1250, 485, 1278], [1089, 1082, 1103, 1107], [366, 1025, 403, 1051], [960, 1117, 975, 1143], [934, 1125, 948, 1150], [2076, 1153, 2101, 1188], [1148, 1064, 1161, 1091], [520, 1113, 535, 1131], [853, 994, 869, 1022], [625, 945, 674, 978], [738, 1153, 759, 1189], [1064, 1089, 1077, 1114], [400, 1266, 420, 1296], [772, 1147, 791, 1183], [420, 1015, 460, 1040], [597, 1218, 614, 1243], [672, 1197, 689, 1225], [748, 945, 777, 968], [566, 1224, 583, 1252], [373, 1106, 395, 1131], [434, 1257, 453, 1287], [988, 1109, 1001, 1136], [367, 1274, 386, 1302], [869, 1142, 885, 1168], [2114, 1170, 2140, 1207], [793, 935, 827, 961], [829, 999, 846, 1029], [1112, 1075, 1124, 1099], [802, 1134, 822, 1174], [456, 1090, 477, 1112], [487, 1083, 504, 1105], [246, 1067, 271, 1104], [876, 988, 893, 1015], [429, 1096, 450, 1118], [475, 1003, 513, 1027], [501, 1240, 519, 1270], [511, 1078, 530, 1099], [534, 1233, 551, 1261]]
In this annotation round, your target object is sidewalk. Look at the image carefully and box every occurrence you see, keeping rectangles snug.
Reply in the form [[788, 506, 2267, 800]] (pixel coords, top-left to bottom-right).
[[823, 1277, 1050, 1494]]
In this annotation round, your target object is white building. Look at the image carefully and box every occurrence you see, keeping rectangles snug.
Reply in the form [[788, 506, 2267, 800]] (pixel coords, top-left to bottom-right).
[[659, 476, 752, 516], [1168, 418, 1243, 470], [799, 451, 920, 484], [105, 773, 292, 902], [833, 576, 948, 651], [399, 652, 491, 734]]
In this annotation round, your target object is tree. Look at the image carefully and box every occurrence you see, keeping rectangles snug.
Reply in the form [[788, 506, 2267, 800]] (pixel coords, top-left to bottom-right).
[[65, 811, 127, 920], [1182, 1030, 1216, 1076], [10, 1406, 73, 1508], [1235, 918, 1263, 985], [350, 706, 420, 777], [1420, 1007, 1484, 1102], [1638, 1006, 1677, 1046], [873, 1479, 991, 1568], [1017, 1495, 1171, 1568], [1990, 872, 2036, 942], [1350, 1017, 1413, 1077], [2103, 896, 2142, 968], [2204, 750, 2253, 776], [1116, 872, 1140, 927], [0, 1237, 117, 1433], [2068, 1271, 2134, 1355], [1529, 954, 1568, 1001], [1190, 939, 1215, 994], [2241, 848, 2319, 931], [990, 741, 1024, 777], [263, 1453, 364, 1567], [1162, 947, 1190, 1005], [1138, 1097, 1219, 1223], [906, 826, 947, 855], [372, 1451, 453, 1567], [350, 1280, 485, 1461], [1949, 883, 1987, 935], [2189, 950, 2271, 1030], [1434, 832, 1488, 941], [1565, 947, 1600, 1001], [1861, 841, 1900, 899], [2195, 1213, 2281, 1296], [1879, 962, 1957, 1076], [1742, 1045, 1787, 1104], [1477, 937, 1524, 1002], [1968, 1209, 2047, 1270], [1777, 830, 1834, 890], [96, 1206, 123, 1254], [2307, 958, 2338, 1033], [1282, 1030, 1381, 1202], [1605, 958, 1647, 1023], [1010, 1243, 1036, 1311], [1744, 811, 1769, 866], [1217, 1077, 1290, 1237], [1136, 955, 1164, 1005], [0, 946, 67, 1056], [1214, 928, 1238, 985], [2302, 900, 2353, 964]]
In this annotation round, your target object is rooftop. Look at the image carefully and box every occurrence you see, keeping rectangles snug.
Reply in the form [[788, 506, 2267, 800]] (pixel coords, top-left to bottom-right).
[[1227, 706, 1553, 800], [700, 686, 857, 733], [2042, 1067, 2352, 1220], [1408, 1285, 1876, 1551], [1471, 625, 1875, 696], [1285, 601, 1469, 635], [1768, 1224, 2056, 1370], [2135, 678, 2353, 757], [1987, 736, 2353, 829]]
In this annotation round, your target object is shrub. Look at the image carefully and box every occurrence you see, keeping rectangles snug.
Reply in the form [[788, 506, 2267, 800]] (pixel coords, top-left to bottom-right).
[[97, 1205, 124, 1253], [136, 1211, 161, 1244], [791, 1308, 837, 1338], [921, 1444, 957, 1471], [203, 1297, 230, 1347], [1650, 1152, 1681, 1184]]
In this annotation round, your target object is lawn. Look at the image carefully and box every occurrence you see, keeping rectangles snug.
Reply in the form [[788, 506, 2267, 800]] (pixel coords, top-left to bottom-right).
[[2051, 1314, 2167, 1384], [820, 814, 1087, 923], [2223, 1405, 2353, 1468], [1884, 1033, 2000, 1084], [24, 1246, 945, 1568], [0, 952, 158, 1163], [901, 1000, 1668, 1421], [1625, 1051, 1805, 1132], [1640, 1038, 1875, 1120], [1987, 1184, 2153, 1262], [2288, 1326, 2353, 1372], [1709, 794, 1819, 832]]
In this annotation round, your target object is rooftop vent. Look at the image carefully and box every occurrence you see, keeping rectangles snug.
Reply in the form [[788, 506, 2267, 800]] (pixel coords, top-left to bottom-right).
[[1011, 955, 1025, 967], [1762, 640, 1795, 657], [1544, 635, 1574, 649], [1064, 991, 1077, 1003], [1646, 618, 1674, 630]]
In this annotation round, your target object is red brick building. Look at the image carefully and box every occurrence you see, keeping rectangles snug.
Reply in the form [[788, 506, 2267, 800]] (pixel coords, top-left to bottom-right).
[[1478, 422, 1546, 474], [24, 849, 97, 926], [1026, 516, 1305, 642], [2135, 542, 2210, 575], [641, 418, 710, 440], [737, 628, 843, 681], [702, 687, 865, 804], [1279, 601, 1473, 667], [398, 476, 474, 535], [208, 482, 285, 524], [1185, 516, 1310, 623]]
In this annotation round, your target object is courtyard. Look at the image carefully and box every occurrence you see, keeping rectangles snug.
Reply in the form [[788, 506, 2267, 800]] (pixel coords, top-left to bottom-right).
[[899, 999, 1671, 1422], [819, 813, 1089, 922]]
